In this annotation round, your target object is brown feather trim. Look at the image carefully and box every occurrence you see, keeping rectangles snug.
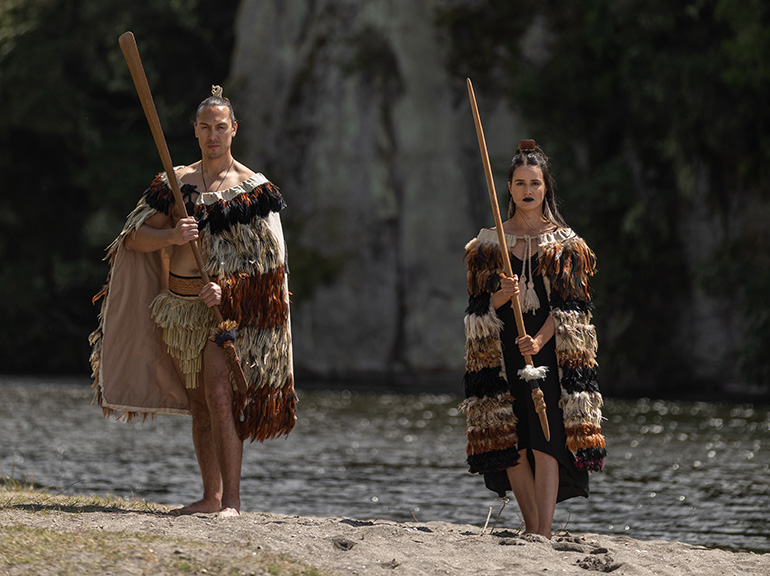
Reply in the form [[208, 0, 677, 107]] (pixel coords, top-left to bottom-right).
[[565, 423, 604, 438], [467, 269, 501, 296], [465, 240, 505, 295], [465, 425, 519, 455], [465, 334, 504, 372], [566, 435, 605, 452], [538, 237, 597, 301], [464, 238, 505, 271], [92, 285, 107, 305], [220, 267, 288, 330], [460, 394, 516, 422], [234, 375, 297, 442], [556, 349, 598, 369], [565, 423, 606, 451], [459, 393, 518, 455]]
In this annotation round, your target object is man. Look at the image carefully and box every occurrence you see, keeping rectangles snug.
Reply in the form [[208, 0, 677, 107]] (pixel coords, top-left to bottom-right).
[[90, 86, 295, 518]]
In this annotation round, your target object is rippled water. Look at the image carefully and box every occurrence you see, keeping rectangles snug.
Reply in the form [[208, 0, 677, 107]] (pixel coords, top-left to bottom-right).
[[1, 376, 768, 553]]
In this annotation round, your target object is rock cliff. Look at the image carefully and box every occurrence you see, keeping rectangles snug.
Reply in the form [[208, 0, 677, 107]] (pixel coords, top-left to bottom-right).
[[230, 0, 522, 377]]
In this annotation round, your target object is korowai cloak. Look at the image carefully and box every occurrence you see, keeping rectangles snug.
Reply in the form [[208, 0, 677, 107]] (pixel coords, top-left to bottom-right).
[[89, 169, 295, 442], [460, 227, 606, 489]]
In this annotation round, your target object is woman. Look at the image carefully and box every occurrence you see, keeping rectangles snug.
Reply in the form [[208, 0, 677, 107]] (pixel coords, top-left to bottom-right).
[[460, 140, 605, 538]]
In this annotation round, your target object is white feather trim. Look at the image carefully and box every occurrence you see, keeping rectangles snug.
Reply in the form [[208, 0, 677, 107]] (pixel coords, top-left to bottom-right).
[[464, 304, 504, 340]]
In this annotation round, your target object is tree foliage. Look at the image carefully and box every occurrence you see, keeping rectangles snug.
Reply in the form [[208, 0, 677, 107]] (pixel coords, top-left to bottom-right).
[[438, 0, 770, 394], [0, 0, 238, 373]]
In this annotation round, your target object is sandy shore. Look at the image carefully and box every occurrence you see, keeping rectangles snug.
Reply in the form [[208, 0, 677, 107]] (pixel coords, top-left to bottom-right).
[[1, 491, 768, 575]]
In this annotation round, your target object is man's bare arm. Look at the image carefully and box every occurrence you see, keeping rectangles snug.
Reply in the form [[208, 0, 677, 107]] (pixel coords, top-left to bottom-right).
[[124, 212, 199, 253]]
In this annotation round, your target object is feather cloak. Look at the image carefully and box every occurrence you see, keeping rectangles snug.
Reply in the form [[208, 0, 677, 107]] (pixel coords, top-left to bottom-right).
[[89, 169, 295, 442], [460, 227, 605, 474]]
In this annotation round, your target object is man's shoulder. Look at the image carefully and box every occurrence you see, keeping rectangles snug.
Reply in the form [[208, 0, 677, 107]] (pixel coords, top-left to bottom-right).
[[144, 165, 192, 187], [174, 164, 197, 184], [233, 160, 258, 182]]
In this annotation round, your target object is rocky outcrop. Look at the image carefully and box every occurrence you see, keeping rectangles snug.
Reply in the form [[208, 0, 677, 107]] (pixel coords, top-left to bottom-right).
[[230, 0, 523, 376]]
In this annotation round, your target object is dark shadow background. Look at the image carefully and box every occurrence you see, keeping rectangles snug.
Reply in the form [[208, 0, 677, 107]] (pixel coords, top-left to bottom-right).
[[1, 0, 768, 400]]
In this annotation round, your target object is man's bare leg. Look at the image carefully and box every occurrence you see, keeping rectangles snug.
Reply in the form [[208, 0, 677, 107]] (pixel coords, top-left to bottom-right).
[[172, 380, 224, 514], [202, 341, 243, 517]]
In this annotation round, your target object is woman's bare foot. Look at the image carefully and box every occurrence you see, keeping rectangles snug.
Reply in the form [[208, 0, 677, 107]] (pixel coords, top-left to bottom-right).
[[170, 498, 222, 516], [522, 531, 551, 541], [217, 507, 240, 518]]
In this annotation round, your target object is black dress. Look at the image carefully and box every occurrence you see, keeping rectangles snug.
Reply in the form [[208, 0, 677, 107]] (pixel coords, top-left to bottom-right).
[[483, 253, 589, 502]]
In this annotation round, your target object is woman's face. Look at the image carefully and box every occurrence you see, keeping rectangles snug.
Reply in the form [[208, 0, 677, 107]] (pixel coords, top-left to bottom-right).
[[508, 164, 546, 213]]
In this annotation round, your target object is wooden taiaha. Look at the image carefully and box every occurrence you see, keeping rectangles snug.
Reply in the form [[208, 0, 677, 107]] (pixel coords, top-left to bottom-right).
[[118, 31, 248, 394], [466, 78, 551, 442]]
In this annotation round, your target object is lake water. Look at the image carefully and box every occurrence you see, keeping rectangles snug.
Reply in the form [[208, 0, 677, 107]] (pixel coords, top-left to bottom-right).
[[1, 376, 768, 553]]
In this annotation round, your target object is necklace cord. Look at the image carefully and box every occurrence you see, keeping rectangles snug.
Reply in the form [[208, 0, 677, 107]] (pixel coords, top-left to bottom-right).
[[201, 158, 235, 194]]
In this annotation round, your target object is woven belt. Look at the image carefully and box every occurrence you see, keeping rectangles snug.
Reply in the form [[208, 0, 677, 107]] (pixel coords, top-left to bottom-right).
[[168, 273, 206, 297]]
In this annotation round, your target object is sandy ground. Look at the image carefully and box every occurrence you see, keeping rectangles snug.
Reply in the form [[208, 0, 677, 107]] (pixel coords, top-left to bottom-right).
[[2, 500, 768, 576]]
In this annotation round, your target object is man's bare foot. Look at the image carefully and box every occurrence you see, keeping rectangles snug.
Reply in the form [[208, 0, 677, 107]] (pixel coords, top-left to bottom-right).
[[170, 498, 222, 516], [217, 507, 240, 518]]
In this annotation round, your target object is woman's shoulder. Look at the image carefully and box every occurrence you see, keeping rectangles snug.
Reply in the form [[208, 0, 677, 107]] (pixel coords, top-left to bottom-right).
[[538, 226, 577, 245], [466, 225, 591, 250], [463, 228, 501, 264], [474, 227, 500, 243], [539, 227, 597, 254], [538, 227, 597, 273]]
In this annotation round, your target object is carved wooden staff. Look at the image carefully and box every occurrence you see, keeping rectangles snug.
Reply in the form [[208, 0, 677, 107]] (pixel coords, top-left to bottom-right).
[[118, 31, 248, 394], [466, 78, 550, 441]]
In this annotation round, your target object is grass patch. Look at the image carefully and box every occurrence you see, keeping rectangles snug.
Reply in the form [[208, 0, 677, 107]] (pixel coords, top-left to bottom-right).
[[1, 485, 168, 514], [0, 484, 333, 576]]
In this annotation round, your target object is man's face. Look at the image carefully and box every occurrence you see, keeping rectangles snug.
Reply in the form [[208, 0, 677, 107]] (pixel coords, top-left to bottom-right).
[[194, 105, 237, 159]]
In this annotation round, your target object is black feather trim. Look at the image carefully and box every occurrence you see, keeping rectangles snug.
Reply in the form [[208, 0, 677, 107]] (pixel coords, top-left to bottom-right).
[[575, 447, 607, 471], [467, 447, 520, 474], [463, 367, 509, 399], [198, 181, 286, 234], [549, 294, 593, 313], [560, 365, 600, 394], [213, 328, 237, 346], [486, 273, 501, 293], [144, 174, 175, 215], [465, 293, 491, 316], [578, 446, 607, 459], [577, 447, 607, 460]]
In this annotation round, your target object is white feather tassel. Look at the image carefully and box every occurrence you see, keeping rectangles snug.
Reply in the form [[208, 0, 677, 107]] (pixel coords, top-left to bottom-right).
[[518, 364, 548, 381]]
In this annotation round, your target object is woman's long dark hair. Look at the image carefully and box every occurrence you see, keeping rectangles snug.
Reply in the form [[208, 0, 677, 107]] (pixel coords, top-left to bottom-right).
[[506, 140, 568, 228]]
